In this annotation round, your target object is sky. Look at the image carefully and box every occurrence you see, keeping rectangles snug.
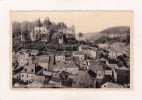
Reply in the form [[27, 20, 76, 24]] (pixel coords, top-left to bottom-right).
[[11, 11, 133, 34]]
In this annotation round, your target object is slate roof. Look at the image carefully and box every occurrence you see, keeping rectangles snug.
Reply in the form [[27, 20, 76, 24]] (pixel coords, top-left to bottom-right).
[[88, 61, 107, 71], [21, 64, 36, 74], [54, 61, 78, 69]]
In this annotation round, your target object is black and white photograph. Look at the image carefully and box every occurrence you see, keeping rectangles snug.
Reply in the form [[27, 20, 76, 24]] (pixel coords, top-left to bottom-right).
[[11, 11, 133, 89]]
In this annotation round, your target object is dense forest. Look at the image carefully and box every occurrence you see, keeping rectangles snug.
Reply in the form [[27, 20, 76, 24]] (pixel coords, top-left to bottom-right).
[[94, 26, 130, 45]]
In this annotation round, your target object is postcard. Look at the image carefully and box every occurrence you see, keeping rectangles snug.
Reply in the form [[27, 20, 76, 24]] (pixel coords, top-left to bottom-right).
[[10, 11, 133, 89]]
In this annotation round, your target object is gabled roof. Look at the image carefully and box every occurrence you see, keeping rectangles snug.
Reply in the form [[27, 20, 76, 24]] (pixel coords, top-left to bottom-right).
[[90, 47, 97, 51], [55, 52, 65, 56], [65, 56, 73, 61], [80, 45, 90, 50], [38, 56, 49, 63], [107, 59, 118, 64], [13, 67, 24, 75], [88, 61, 107, 71], [31, 50, 39, 53], [54, 61, 78, 69], [102, 82, 124, 88], [21, 64, 36, 74], [73, 51, 85, 55]]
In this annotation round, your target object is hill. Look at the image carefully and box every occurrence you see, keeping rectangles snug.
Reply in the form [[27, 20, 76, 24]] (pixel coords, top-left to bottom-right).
[[100, 26, 130, 35]]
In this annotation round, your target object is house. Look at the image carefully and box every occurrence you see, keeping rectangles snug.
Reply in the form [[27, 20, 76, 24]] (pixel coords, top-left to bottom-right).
[[106, 59, 119, 69], [18, 54, 28, 67], [108, 49, 124, 59], [13, 67, 24, 84], [88, 61, 107, 79], [52, 61, 79, 75], [38, 56, 50, 71], [65, 56, 73, 63], [73, 51, 85, 61], [26, 56, 33, 65], [101, 82, 124, 88], [89, 47, 97, 59], [55, 52, 65, 62], [48, 77, 61, 87], [30, 26, 50, 42], [97, 43, 109, 49], [104, 67, 113, 76], [30, 50, 39, 56], [20, 64, 43, 84], [78, 45, 90, 55], [72, 70, 96, 88], [115, 69, 130, 85], [20, 64, 36, 83], [96, 49, 104, 59], [108, 50, 117, 59]]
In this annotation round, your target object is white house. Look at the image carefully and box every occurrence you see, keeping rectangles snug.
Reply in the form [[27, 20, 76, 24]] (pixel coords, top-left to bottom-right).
[[55, 52, 65, 62], [79, 45, 90, 55], [106, 59, 119, 69], [20, 64, 36, 83], [53, 61, 79, 75], [18, 54, 28, 67], [97, 43, 109, 49], [38, 56, 49, 71], [104, 67, 113, 76], [73, 51, 85, 61], [89, 47, 97, 59], [108, 50, 117, 59], [30, 50, 39, 56]]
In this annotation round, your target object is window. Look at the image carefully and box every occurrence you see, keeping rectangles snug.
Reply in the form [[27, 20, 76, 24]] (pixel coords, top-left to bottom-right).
[[22, 74, 24, 77], [27, 75, 28, 78], [25, 69, 27, 72], [31, 69, 33, 72]]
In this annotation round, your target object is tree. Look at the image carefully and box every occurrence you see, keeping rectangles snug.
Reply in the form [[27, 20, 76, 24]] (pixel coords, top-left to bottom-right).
[[12, 22, 21, 38], [57, 22, 67, 32], [20, 21, 29, 40], [34, 18, 42, 27], [78, 32, 83, 41], [42, 17, 52, 29]]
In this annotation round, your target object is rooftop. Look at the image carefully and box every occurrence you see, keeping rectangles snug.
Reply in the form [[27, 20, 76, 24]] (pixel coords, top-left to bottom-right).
[[102, 82, 124, 88], [80, 45, 90, 50], [54, 61, 78, 69], [31, 50, 39, 53], [107, 59, 118, 64], [73, 51, 85, 55], [88, 61, 107, 71], [21, 64, 36, 74], [55, 52, 65, 56], [38, 56, 50, 63]]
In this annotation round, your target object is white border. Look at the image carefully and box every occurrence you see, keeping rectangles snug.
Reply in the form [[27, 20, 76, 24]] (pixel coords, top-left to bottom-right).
[[0, 0, 141, 100]]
